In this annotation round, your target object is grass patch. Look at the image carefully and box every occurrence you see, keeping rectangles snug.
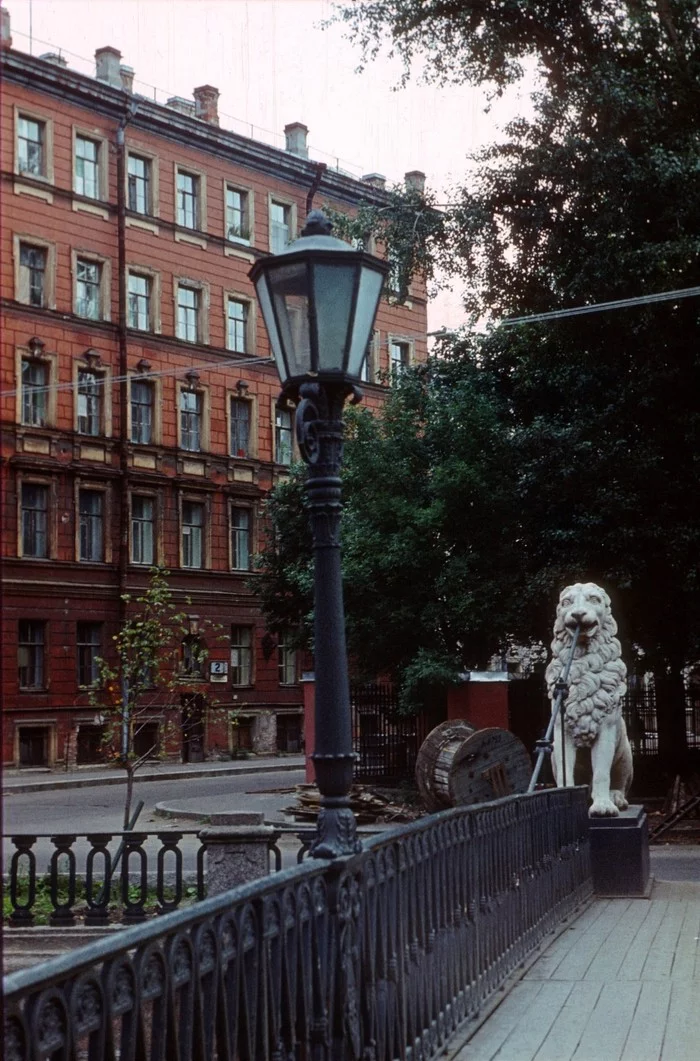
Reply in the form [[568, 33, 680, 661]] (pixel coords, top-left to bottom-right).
[[4, 873, 199, 925]]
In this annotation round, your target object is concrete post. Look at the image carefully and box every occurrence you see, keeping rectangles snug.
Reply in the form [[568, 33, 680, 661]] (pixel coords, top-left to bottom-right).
[[198, 812, 280, 895]]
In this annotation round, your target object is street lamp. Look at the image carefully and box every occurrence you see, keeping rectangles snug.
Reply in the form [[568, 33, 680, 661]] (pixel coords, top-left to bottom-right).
[[250, 210, 388, 858]]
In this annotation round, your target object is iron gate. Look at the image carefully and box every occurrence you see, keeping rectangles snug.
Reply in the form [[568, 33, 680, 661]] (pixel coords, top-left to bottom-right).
[[351, 681, 439, 782]]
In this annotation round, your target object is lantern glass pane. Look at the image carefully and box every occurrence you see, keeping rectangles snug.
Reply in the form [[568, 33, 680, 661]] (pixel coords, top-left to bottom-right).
[[254, 274, 287, 382], [313, 263, 357, 370], [270, 262, 312, 377], [347, 266, 385, 378]]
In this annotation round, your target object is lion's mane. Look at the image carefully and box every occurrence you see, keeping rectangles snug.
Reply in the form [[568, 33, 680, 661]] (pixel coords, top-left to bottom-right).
[[545, 585, 627, 747]]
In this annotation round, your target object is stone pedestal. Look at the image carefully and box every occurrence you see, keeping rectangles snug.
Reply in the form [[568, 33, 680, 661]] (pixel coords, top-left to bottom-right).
[[198, 812, 280, 895], [589, 804, 651, 897]]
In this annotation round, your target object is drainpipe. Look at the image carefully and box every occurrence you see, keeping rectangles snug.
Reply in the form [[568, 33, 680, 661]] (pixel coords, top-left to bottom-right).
[[306, 162, 327, 215], [116, 103, 138, 765]]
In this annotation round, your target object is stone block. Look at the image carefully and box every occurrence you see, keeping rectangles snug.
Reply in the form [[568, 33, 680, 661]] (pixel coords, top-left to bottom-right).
[[199, 820, 280, 894], [589, 804, 651, 896]]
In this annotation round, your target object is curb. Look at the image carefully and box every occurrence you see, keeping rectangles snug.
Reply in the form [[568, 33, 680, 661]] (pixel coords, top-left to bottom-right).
[[2, 761, 305, 796]]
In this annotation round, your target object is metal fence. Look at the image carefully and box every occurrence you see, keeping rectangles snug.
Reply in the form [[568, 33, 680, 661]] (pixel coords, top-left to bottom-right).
[[622, 689, 700, 756], [351, 682, 438, 782], [3, 787, 592, 1060]]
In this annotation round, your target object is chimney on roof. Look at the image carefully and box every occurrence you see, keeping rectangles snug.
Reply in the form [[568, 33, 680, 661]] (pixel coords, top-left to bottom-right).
[[285, 122, 309, 159], [405, 170, 426, 194], [120, 65, 134, 93], [193, 85, 220, 125], [1, 7, 12, 49], [40, 51, 68, 67], [95, 46, 123, 89], [362, 173, 386, 190], [166, 96, 196, 118]]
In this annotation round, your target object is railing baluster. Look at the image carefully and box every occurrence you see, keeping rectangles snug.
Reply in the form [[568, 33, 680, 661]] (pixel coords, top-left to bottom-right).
[[156, 831, 183, 914], [85, 833, 112, 925], [9, 836, 37, 926], [49, 834, 77, 926], [121, 832, 148, 924]]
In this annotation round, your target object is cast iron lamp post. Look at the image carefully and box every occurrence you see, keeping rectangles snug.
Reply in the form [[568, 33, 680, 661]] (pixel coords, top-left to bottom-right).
[[250, 210, 388, 857]]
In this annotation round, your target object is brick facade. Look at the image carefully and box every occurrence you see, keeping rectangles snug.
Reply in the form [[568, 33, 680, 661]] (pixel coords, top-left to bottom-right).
[[0, 36, 427, 767]]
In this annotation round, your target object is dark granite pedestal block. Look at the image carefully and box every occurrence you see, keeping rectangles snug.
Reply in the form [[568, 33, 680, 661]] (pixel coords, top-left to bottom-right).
[[589, 804, 651, 897]]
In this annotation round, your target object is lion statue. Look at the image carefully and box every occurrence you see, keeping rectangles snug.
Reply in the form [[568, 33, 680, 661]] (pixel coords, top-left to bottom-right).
[[545, 582, 633, 816]]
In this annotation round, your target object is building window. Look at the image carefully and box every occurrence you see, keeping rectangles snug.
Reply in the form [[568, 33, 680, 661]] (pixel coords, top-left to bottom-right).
[[21, 484, 49, 558], [76, 259, 102, 319], [130, 379, 154, 444], [278, 631, 297, 686], [77, 622, 102, 688], [128, 273, 151, 330], [270, 200, 291, 254], [275, 407, 293, 466], [230, 397, 250, 457], [360, 330, 378, 384], [21, 359, 48, 426], [18, 621, 45, 690], [177, 171, 198, 229], [79, 489, 104, 562], [231, 506, 251, 571], [131, 495, 154, 565], [390, 340, 411, 375], [226, 298, 248, 353], [226, 186, 250, 242], [181, 636, 205, 678], [182, 501, 204, 568], [18, 244, 47, 307], [180, 390, 202, 451], [127, 154, 151, 214], [75, 136, 101, 199], [18, 115, 45, 177], [177, 285, 199, 342], [77, 370, 102, 436], [230, 626, 253, 686]]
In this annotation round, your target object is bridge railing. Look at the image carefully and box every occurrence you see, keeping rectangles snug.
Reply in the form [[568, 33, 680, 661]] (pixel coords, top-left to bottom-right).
[[3, 787, 592, 1061]]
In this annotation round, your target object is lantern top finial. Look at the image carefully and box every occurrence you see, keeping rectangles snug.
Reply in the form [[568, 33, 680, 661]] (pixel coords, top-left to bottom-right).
[[301, 210, 333, 238]]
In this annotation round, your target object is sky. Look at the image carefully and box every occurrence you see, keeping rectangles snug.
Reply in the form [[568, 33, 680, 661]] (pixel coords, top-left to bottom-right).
[[8, 0, 531, 330]]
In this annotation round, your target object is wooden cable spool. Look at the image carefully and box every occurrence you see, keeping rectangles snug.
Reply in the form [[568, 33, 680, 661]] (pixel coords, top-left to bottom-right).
[[415, 720, 532, 812]]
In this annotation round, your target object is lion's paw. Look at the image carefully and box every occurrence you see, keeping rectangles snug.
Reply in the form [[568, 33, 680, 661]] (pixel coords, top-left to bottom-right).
[[611, 790, 629, 810], [589, 799, 620, 817]]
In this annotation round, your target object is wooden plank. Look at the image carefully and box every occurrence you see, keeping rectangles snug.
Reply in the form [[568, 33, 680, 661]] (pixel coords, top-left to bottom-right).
[[668, 899, 700, 980], [584, 900, 655, 982], [660, 979, 700, 1061], [571, 980, 642, 1061], [486, 982, 574, 1061], [622, 900, 669, 979], [533, 981, 603, 1061], [554, 901, 632, 981], [620, 980, 672, 1061], [640, 901, 686, 980], [452, 982, 545, 1061], [525, 902, 612, 981]]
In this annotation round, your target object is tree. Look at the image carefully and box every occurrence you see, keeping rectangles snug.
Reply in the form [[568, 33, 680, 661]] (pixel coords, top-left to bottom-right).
[[335, 1, 700, 768], [89, 568, 215, 828], [255, 357, 522, 711]]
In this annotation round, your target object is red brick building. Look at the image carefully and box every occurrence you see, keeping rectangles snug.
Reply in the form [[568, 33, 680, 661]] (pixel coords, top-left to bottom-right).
[[0, 15, 428, 768]]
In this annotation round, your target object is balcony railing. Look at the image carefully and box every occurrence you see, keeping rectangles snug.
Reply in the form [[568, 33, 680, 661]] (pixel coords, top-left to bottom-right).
[[3, 788, 591, 1060]]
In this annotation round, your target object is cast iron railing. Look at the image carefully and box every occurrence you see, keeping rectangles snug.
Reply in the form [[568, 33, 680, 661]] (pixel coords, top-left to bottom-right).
[[4, 830, 285, 926], [3, 787, 592, 1060]]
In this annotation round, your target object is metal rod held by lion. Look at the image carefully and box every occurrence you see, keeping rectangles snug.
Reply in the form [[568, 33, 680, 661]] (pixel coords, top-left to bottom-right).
[[527, 624, 580, 792]]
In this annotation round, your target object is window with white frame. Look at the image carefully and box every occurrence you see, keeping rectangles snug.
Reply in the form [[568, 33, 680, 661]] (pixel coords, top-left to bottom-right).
[[18, 620, 46, 690], [79, 489, 104, 562], [127, 154, 151, 214], [230, 506, 251, 571], [127, 272, 151, 330], [21, 359, 48, 426], [275, 407, 293, 466], [131, 495, 155, 565], [360, 330, 379, 384], [130, 379, 154, 444], [226, 186, 250, 242], [270, 200, 291, 253], [21, 483, 49, 558], [230, 397, 250, 457], [180, 389, 202, 451], [74, 136, 101, 199], [226, 297, 248, 353], [176, 284, 199, 342], [278, 631, 297, 685], [182, 501, 204, 568], [76, 259, 102, 319], [77, 369, 102, 436], [17, 115, 46, 177], [390, 340, 411, 375], [18, 244, 47, 307], [77, 622, 102, 687], [230, 626, 253, 686], [177, 171, 199, 229]]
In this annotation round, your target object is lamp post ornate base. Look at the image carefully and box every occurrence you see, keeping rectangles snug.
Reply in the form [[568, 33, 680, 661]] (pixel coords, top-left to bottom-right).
[[296, 381, 362, 859]]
